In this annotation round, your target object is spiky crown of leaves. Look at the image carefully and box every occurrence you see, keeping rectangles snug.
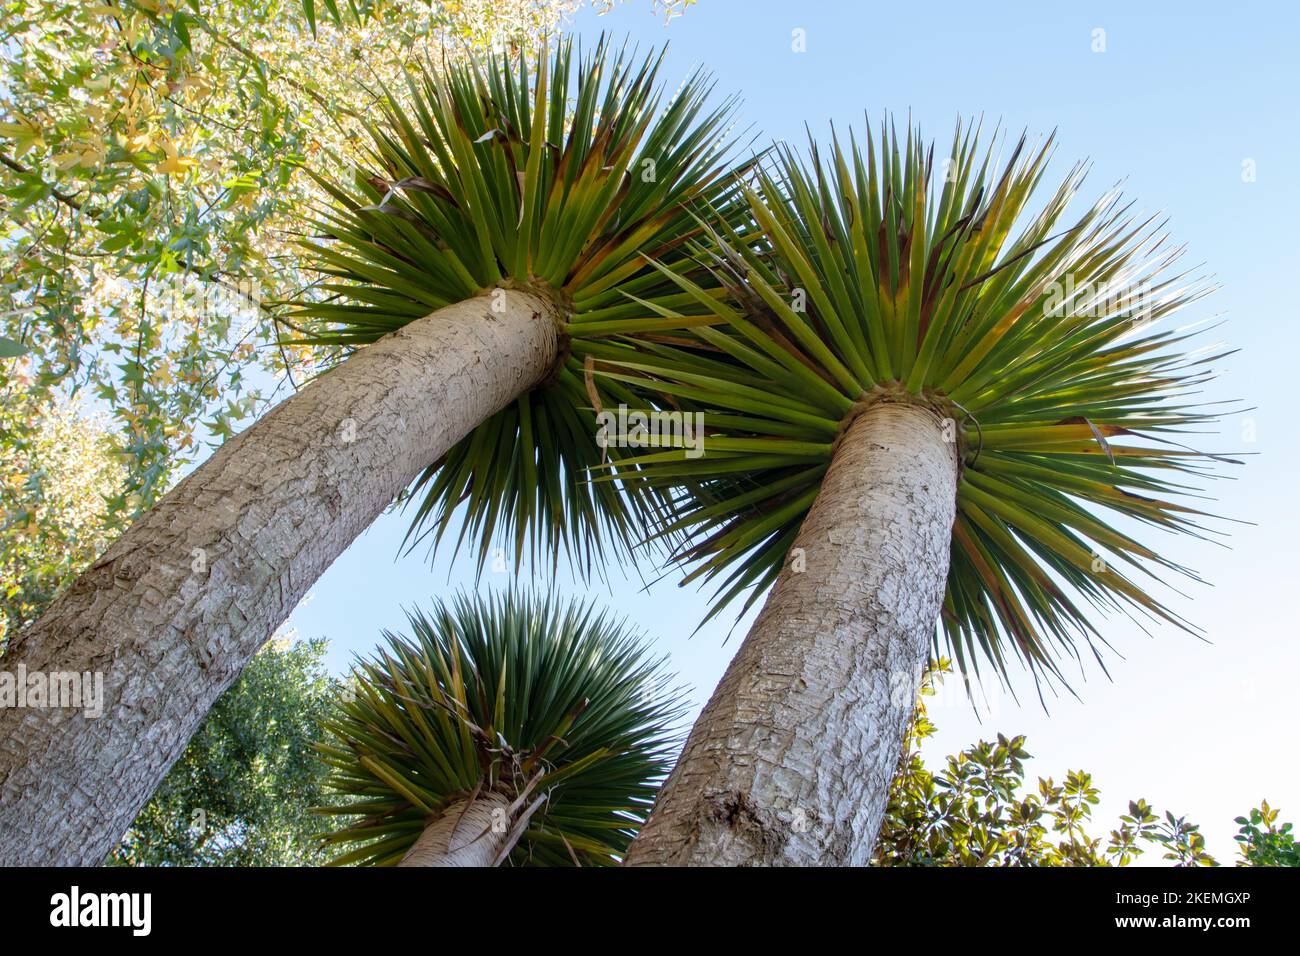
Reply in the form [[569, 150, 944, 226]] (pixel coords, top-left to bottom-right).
[[288, 36, 751, 574], [589, 118, 1237, 688], [314, 591, 685, 866]]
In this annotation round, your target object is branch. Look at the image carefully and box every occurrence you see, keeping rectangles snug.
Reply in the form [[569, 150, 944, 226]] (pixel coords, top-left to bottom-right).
[[0, 152, 99, 216]]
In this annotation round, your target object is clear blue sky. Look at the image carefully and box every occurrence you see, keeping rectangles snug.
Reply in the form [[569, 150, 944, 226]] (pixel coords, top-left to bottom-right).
[[286, 0, 1300, 860]]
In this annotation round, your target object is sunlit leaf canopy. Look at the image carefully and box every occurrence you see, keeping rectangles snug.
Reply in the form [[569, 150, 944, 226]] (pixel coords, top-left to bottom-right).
[[588, 118, 1237, 688], [294, 0, 698, 37], [314, 591, 685, 866], [286, 35, 751, 574], [1, 0, 617, 522]]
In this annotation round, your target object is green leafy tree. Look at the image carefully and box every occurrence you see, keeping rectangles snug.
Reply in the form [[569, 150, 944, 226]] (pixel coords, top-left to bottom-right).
[[0, 376, 123, 651], [109, 636, 335, 866], [1235, 802, 1300, 867], [316, 591, 684, 866], [1, 0, 688, 519], [874, 664, 1292, 868], [601, 120, 1232, 865]]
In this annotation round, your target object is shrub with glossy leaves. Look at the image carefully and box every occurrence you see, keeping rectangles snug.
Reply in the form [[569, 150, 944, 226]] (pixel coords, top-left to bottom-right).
[[874, 663, 1290, 867]]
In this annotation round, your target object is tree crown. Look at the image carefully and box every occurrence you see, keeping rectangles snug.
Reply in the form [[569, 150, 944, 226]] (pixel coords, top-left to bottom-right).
[[315, 590, 685, 866], [592, 118, 1235, 687], [290, 36, 750, 574]]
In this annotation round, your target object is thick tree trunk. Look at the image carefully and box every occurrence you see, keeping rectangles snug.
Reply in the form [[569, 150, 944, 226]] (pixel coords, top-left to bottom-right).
[[625, 402, 958, 866], [398, 792, 515, 867], [0, 289, 559, 865]]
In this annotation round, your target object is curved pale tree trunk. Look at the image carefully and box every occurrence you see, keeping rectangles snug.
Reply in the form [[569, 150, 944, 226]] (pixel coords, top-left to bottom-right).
[[625, 403, 959, 866], [399, 792, 516, 867], [0, 289, 560, 866]]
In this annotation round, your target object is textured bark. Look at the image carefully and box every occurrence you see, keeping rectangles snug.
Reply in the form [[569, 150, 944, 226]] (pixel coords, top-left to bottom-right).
[[398, 792, 515, 867], [0, 289, 560, 866], [625, 402, 958, 866]]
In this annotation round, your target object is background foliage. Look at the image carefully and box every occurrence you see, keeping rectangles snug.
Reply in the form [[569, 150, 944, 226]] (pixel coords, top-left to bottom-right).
[[109, 635, 336, 866], [0, 371, 122, 650], [0, 0, 687, 523], [872, 663, 1292, 867]]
